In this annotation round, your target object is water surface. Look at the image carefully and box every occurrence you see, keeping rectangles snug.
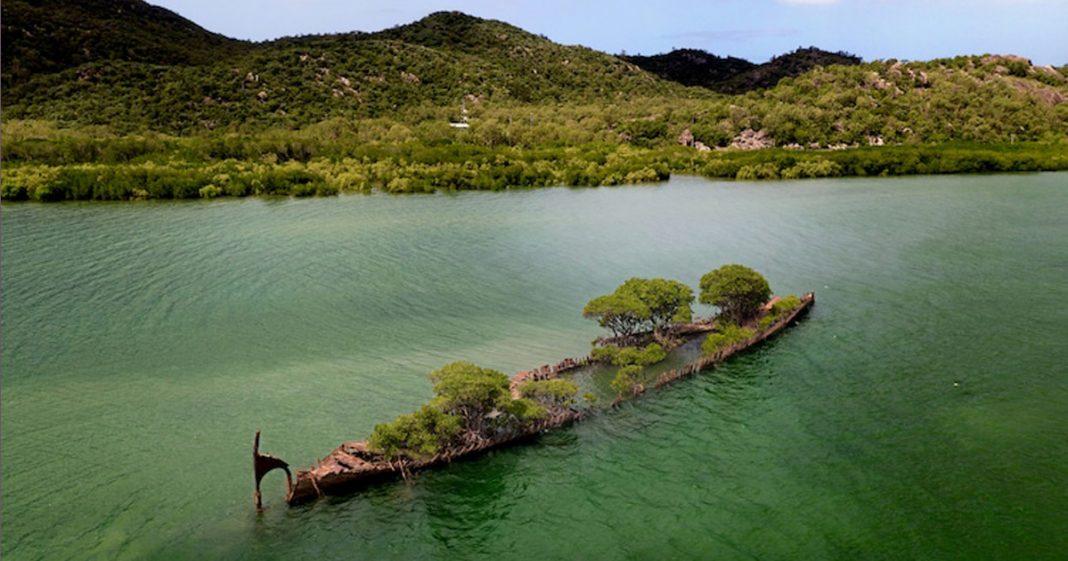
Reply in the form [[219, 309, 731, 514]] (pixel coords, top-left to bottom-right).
[[3, 174, 1066, 560]]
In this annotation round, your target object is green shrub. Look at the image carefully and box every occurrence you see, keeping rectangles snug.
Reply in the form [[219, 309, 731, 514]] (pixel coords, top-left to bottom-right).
[[592, 343, 667, 367], [367, 405, 463, 459], [610, 364, 644, 396], [771, 294, 802, 316], [758, 315, 775, 330], [702, 323, 756, 355], [518, 379, 579, 407], [198, 184, 222, 198]]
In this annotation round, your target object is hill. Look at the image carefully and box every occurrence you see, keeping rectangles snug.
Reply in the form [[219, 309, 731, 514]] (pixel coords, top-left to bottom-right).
[[622, 49, 756, 89], [1, 1, 1067, 202], [0, 0, 250, 89], [1, 8, 699, 132], [719, 47, 862, 93], [625, 47, 862, 93]]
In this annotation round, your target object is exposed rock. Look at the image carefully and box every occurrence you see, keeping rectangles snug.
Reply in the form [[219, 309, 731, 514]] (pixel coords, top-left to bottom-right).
[[866, 71, 891, 91], [1009, 78, 1066, 106], [338, 76, 351, 87], [783, 143, 803, 150], [982, 54, 1032, 66], [729, 129, 774, 150], [1036, 65, 1066, 82], [257, 90, 268, 101], [693, 141, 712, 152], [677, 128, 695, 147], [867, 135, 885, 146], [400, 71, 420, 84]]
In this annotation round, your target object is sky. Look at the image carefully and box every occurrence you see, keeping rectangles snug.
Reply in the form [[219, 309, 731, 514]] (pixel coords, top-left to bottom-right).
[[152, 0, 1068, 65]]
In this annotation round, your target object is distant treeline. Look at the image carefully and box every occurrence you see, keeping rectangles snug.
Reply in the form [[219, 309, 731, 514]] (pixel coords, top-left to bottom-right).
[[4, 137, 1063, 201]]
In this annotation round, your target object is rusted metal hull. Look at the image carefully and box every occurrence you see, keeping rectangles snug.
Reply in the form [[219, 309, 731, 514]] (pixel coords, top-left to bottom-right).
[[286, 410, 585, 505], [264, 293, 815, 507]]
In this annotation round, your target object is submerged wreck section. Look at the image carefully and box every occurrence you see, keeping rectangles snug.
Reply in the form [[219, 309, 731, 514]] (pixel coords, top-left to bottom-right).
[[255, 291, 814, 508]]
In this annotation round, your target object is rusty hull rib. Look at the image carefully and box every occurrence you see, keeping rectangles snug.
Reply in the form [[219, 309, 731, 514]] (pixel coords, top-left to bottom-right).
[[259, 292, 814, 507]]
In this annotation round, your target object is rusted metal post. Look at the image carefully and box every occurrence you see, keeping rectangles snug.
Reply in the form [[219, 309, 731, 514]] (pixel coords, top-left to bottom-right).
[[253, 431, 292, 511]]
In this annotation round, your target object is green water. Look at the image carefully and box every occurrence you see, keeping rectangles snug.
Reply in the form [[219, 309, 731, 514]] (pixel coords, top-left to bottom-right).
[[3, 174, 1067, 560]]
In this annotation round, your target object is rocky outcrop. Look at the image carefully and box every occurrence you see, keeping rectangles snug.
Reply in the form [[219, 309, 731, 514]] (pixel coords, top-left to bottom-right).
[[677, 128, 695, 147], [1009, 78, 1066, 106], [729, 129, 774, 150]]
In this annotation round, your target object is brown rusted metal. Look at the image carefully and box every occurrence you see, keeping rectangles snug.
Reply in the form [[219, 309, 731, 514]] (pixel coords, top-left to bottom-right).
[[253, 431, 292, 511]]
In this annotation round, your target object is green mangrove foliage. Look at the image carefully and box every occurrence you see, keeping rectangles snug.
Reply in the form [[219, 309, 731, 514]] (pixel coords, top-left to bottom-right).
[[699, 265, 772, 324], [517, 379, 580, 408], [610, 365, 646, 397], [367, 361, 554, 460], [591, 343, 667, 368], [701, 323, 757, 355], [583, 278, 694, 338], [592, 343, 668, 397], [366, 405, 463, 460], [758, 294, 803, 329]]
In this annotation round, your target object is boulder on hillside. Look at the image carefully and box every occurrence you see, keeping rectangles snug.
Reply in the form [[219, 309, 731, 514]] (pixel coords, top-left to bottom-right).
[[729, 129, 774, 150]]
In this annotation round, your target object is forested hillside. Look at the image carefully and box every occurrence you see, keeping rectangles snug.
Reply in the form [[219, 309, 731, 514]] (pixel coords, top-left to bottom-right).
[[2, 1, 1066, 201], [2, 10, 698, 132], [0, 0, 250, 89], [624, 47, 862, 93]]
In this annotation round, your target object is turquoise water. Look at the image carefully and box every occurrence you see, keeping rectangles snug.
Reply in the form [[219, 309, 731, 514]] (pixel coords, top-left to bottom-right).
[[3, 174, 1066, 560]]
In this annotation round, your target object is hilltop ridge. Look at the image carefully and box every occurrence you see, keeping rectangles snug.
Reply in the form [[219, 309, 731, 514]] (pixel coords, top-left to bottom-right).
[[623, 47, 862, 93], [0, 0, 250, 88], [1, 0, 1066, 203]]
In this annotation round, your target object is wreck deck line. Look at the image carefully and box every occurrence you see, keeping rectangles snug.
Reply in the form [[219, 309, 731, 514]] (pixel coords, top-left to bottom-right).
[[266, 292, 814, 507]]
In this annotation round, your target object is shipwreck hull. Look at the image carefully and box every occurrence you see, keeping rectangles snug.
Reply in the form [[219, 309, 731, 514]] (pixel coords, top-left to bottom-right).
[[258, 293, 815, 507], [286, 409, 585, 505]]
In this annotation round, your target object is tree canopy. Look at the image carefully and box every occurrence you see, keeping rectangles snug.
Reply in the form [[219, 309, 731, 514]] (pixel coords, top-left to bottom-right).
[[592, 343, 668, 397], [699, 264, 771, 324], [429, 361, 512, 419], [368, 361, 553, 459], [583, 277, 694, 337], [517, 379, 579, 408]]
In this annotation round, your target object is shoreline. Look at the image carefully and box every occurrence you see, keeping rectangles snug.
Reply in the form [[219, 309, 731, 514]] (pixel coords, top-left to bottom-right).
[[3, 143, 1066, 202]]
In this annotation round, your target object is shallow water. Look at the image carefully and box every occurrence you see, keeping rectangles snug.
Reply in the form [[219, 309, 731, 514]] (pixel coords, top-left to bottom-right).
[[3, 173, 1067, 560]]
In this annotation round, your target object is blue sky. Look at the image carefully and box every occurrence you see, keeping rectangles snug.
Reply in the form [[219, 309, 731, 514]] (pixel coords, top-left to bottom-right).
[[153, 0, 1068, 65]]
